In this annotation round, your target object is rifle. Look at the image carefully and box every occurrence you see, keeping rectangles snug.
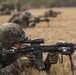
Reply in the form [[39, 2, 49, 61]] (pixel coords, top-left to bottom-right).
[[29, 16, 50, 27], [0, 38, 76, 75]]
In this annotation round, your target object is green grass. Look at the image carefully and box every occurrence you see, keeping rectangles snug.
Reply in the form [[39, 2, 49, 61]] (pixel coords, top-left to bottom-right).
[[0, 0, 76, 7]]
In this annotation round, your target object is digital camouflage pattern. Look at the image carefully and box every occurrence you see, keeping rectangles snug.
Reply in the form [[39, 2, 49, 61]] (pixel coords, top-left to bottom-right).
[[0, 23, 26, 49], [0, 23, 58, 75], [0, 23, 33, 75], [0, 56, 31, 75]]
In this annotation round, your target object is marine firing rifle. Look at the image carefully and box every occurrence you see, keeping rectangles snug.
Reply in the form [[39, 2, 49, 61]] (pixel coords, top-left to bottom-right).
[[0, 38, 76, 75], [29, 16, 50, 27], [44, 10, 61, 17], [8, 15, 50, 28]]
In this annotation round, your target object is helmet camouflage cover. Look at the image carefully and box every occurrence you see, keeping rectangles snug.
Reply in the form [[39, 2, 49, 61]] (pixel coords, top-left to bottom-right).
[[0, 23, 26, 49], [22, 10, 32, 18]]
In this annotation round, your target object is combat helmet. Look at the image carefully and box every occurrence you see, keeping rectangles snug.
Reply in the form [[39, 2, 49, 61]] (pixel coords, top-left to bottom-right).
[[22, 10, 32, 18], [0, 23, 26, 49]]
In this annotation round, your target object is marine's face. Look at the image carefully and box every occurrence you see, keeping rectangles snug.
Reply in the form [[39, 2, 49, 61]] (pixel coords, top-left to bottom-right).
[[13, 42, 23, 48]]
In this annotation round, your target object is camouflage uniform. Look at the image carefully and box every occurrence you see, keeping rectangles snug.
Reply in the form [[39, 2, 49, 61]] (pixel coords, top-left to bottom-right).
[[0, 23, 31, 75], [8, 11, 33, 28], [0, 57, 31, 75], [44, 10, 57, 17], [0, 23, 58, 74]]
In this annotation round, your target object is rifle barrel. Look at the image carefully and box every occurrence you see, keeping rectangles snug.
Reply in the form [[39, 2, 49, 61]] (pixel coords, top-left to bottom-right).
[[0, 43, 76, 55]]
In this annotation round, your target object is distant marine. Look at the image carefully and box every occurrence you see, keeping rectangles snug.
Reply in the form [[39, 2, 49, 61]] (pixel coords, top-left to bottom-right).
[[0, 2, 15, 15], [44, 10, 61, 17]]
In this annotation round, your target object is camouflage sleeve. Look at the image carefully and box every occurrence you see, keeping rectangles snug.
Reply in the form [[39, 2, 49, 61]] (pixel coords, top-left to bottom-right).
[[8, 13, 21, 23], [0, 56, 31, 75]]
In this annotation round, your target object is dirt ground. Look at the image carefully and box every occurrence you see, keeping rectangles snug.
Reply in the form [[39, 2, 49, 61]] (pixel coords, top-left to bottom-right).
[[0, 7, 76, 75]]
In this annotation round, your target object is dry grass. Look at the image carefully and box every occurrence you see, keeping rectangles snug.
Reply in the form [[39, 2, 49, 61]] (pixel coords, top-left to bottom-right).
[[0, 7, 76, 75]]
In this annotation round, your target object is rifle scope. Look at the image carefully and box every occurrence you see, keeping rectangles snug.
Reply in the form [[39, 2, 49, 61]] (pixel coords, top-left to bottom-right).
[[23, 38, 44, 44]]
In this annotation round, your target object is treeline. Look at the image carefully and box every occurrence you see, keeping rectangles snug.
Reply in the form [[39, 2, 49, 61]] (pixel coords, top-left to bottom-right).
[[0, 0, 76, 8]]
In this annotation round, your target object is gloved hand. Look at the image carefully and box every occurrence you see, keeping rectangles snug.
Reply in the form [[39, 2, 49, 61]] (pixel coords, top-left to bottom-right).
[[46, 52, 58, 64]]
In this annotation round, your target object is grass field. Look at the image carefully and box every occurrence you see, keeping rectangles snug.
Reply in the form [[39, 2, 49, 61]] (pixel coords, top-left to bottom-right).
[[0, 7, 76, 75]]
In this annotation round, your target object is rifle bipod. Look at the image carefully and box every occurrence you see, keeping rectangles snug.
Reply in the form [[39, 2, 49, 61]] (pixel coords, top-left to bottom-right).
[[69, 54, 75, 75]]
